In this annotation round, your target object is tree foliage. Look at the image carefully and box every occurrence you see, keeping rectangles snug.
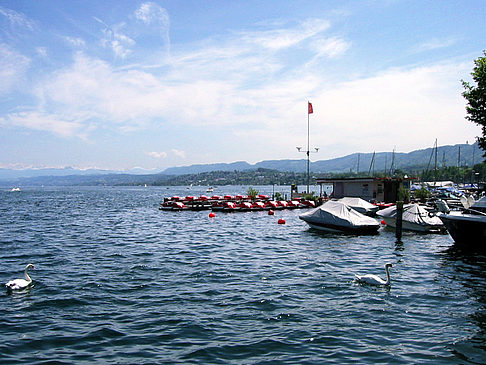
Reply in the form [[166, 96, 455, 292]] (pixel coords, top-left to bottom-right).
[[420, 163, 485, 183], [462, 50, 486, 159]]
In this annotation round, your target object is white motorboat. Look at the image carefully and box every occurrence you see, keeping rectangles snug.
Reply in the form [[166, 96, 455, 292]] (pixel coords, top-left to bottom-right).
[[299, 200, 380, 234], [377, 203, 444, 233], [336, 197, 379, 216], [439, 196, 486, 246]]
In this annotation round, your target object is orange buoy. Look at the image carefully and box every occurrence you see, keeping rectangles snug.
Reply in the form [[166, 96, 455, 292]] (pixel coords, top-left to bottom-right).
[[209, 212, 216, 218], [268, 210, 275, 215], [381, 219, 386, 225], [278, 218, 286, 224]]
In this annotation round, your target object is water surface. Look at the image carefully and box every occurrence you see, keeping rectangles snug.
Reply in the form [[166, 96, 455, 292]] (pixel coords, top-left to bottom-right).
[[1, 186, 485, 364]]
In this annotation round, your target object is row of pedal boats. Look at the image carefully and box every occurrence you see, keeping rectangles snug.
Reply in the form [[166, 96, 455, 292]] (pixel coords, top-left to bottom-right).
[[159, 194, 316, 211]]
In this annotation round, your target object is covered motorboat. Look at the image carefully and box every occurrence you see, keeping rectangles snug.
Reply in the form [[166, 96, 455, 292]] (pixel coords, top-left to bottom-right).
[[439, 196, 486, 246], [299, 200, 380, 234], [336, 197, 379, 216], [377, 203, 444, 232]]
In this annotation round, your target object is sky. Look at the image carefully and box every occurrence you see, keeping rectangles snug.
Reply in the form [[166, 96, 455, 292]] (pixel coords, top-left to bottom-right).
[[0, 0, 485, 171]]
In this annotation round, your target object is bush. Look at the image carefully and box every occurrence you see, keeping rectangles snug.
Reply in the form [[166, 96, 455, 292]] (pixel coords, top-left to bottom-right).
[[247, 187, 259, 198], [414, 187, 431, 202], [398, 186, 411, 203], [303, 192, 318, 202]]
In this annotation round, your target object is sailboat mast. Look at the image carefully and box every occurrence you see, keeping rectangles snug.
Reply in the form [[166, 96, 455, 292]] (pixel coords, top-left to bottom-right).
[[368, 151, 376, 176], [458, 146, 461, 168], [434, 139, 438, 183]]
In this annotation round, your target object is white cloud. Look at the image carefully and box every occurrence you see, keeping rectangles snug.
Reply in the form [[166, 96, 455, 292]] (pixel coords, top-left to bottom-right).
[[135, 2, 169, 27], [147, 151, 167, 159], [100, 26, 135, 59], [312, 36, 350, 59], [1, 111, 82, 137], [36, 47, 47, 58], [412, 38, 457, 53], [171, 149, 185, 158], [240, 18, 330, 50], [0, 6, 34, 31], [65, 36, 86, 48], [0, 43, 30, 95], [93, 16, 136, 59], [134, 2, 170, 55]]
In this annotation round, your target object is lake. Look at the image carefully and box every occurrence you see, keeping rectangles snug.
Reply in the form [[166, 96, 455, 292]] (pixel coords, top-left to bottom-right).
[[1, 186, 485, 364]]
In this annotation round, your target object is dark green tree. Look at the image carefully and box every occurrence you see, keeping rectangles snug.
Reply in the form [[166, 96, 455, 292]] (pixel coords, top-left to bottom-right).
[[462, 51, 486, 159]]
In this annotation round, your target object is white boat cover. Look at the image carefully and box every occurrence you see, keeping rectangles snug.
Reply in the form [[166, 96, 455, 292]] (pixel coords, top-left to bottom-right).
[[299, 200, 379, 230], [336, 197, 379, 215], [377, 204, 443, 227]]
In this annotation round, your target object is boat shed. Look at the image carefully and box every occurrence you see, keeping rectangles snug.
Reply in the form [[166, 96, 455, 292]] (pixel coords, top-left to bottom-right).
[[315, 177, 415, 203]]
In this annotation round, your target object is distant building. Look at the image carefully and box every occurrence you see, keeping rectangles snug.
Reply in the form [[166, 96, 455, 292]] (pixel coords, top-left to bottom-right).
[[315, 177, 415, 203]]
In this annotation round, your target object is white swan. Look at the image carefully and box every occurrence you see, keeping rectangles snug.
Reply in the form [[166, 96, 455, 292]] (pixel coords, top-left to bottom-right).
[[5, 264, 35, 292], [355, 263, 392, 286]]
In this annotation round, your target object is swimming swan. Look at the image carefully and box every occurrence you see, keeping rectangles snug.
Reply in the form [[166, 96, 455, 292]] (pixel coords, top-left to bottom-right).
[[5, 264, 35, 292], [355, 263, 392, 286]]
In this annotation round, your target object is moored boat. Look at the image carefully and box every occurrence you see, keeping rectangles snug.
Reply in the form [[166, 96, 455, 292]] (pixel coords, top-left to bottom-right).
[[251, 201, 266, 210], [337, 197, 379, 216], [299, 200, 380, 234], [212, 201, 238, 212], [159, 201, 187, 211], [377, 204, 444, 233], [439, 196, 486, 246]]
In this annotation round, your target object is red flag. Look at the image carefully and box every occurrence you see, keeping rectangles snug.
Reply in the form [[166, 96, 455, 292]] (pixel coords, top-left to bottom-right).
[[308, 102, 313, 114]]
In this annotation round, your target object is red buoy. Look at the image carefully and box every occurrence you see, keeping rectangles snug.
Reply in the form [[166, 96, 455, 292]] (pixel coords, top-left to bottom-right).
[[268, 210, 275, 215], [381, 219, 386, 225], [209, 212, 216, 218], [278, 218, 286, 224]]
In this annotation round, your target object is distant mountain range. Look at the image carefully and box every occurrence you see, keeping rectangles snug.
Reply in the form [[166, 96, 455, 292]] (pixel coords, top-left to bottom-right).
[[0, 166, 163, 180], [0, 142, 483, 184], [162, 142, 483, 175]]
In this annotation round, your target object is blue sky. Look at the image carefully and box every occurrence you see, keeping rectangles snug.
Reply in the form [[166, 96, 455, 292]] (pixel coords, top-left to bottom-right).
[[0, 0, 484, 171]]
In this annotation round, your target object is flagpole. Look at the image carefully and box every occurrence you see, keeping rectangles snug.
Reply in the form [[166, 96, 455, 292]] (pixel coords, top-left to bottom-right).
[[297, 101, 318, 196], [307, 101, 310, 194]]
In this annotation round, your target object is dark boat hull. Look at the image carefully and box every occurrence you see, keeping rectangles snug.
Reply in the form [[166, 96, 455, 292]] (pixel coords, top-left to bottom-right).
[[439, 213, 486, 245]]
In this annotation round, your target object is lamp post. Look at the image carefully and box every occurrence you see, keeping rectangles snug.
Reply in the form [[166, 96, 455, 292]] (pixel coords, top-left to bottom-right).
[[297, 101, 319, 194]]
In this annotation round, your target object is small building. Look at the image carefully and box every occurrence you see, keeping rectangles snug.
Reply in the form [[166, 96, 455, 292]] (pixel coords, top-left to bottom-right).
[[315, 177, 415, 203]]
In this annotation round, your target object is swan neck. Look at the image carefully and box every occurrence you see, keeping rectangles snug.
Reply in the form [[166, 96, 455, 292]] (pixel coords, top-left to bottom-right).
[[24, 267, 32, 283], [384, 266, 391, 285]]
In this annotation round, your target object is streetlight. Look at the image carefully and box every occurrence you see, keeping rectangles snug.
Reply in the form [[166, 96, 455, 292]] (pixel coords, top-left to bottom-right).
[[296, 145, 319, 194]]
